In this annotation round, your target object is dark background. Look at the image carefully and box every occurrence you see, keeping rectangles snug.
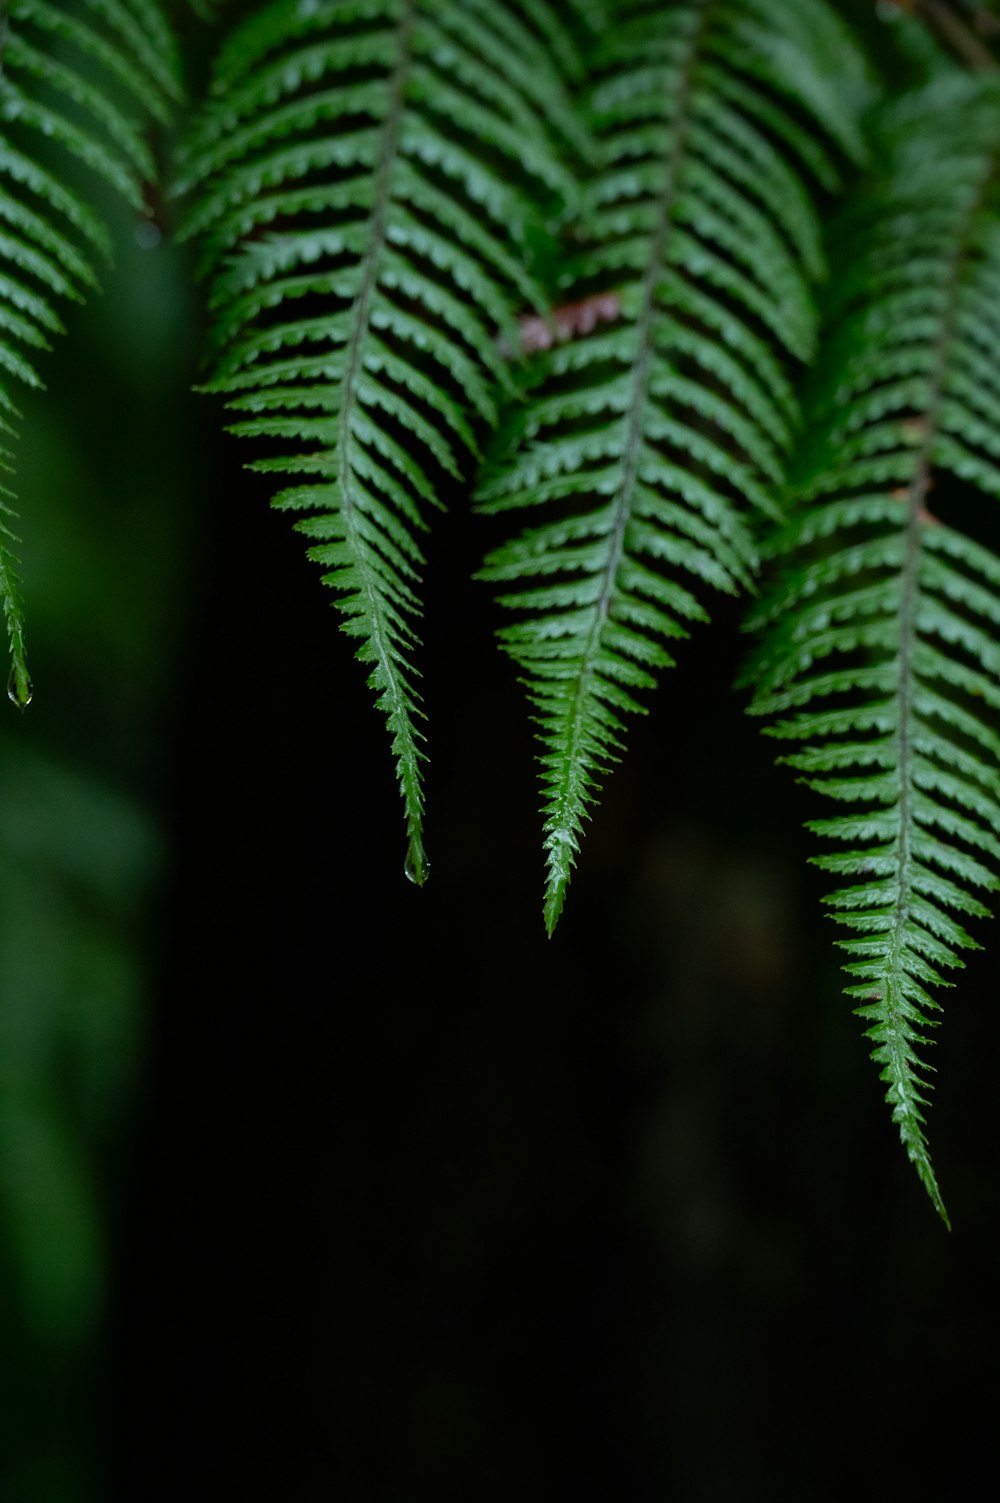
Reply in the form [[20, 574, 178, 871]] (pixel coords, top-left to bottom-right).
[[2, 5, 1000, 1500]]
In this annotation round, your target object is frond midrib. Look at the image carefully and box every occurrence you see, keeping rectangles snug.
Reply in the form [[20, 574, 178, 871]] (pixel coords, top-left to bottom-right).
[[543, 0, 713, 932], [333, 0, 427, 867]]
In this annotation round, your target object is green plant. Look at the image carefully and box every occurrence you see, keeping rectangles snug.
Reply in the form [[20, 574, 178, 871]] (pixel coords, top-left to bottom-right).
[[3, 0, 1000, 1222]]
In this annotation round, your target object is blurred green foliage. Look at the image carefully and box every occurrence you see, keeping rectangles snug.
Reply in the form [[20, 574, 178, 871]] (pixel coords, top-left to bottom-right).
[[0, 186, 200, 1498]]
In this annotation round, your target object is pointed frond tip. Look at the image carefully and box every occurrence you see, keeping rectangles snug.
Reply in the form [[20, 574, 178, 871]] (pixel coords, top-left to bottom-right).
[[0, 497, 30, 707], [854, 984, 950, 1229], [745, 76, 1000, 1223]]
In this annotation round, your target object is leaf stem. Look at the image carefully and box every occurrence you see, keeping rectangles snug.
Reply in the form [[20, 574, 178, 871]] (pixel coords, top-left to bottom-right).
[[914, 0, 998, 71]]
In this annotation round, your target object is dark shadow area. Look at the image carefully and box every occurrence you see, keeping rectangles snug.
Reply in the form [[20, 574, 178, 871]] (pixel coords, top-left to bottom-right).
[[116, 451, 1000, 1501]]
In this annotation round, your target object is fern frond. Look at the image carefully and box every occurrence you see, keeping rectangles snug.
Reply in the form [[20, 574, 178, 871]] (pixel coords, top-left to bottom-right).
[[179, 0, 582, 883], [744, 73, 1000, 1224], [0, 0, 180, 704], [478, 0, 869, 933]]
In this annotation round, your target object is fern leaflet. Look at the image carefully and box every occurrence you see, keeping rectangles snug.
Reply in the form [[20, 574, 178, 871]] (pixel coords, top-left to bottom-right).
[[178, 0, 581, 882], [744, 74, 1000, 1224], [0, 0, 179, 705], [477, 0, 868, 933]]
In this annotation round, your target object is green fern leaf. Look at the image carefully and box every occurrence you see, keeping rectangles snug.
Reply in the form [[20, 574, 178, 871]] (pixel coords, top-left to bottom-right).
[[744, 73, 1000, 1225], [179, 0, 583, 883], [0, 0, 180, 705], [478, 0, 869, 933]]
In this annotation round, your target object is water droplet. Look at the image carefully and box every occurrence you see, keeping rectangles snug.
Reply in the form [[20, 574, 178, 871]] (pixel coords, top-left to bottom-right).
[[7, 666, 32, 708], [135, 219, 161, 250], [404, 838, 430, 886]]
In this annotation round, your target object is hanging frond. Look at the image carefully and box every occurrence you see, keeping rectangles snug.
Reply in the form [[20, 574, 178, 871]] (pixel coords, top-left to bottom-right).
[[0, 0, 180, 705], [177, 0, 584, 883], [477, 0, 870, 934], [744, 73, 1000, 1225]]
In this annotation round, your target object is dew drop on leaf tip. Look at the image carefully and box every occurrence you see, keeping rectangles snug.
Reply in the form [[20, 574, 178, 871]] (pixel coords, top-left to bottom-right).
[[7, 667, 32, 709], [404, 839, 430, 886]]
